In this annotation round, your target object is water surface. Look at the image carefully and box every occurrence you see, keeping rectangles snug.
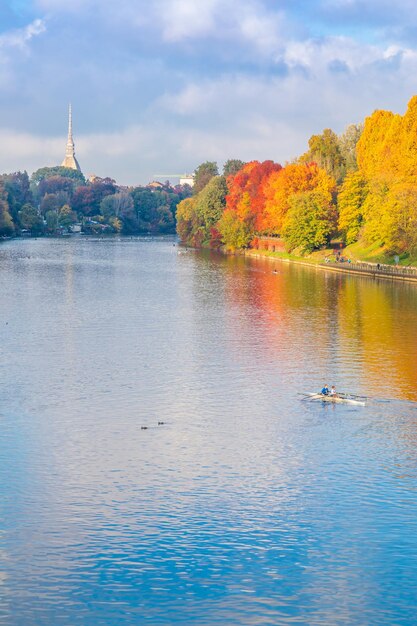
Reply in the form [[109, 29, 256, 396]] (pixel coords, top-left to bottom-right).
[[1, 237, 417, 625]]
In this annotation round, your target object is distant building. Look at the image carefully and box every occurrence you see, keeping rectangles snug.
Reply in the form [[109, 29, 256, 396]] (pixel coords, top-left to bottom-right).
[[61, 104, 81, 172], [180, 174, 194, 187], [148, 181, 165, 189]]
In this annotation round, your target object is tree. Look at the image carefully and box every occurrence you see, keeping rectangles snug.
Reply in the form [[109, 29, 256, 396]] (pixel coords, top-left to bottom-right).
[[19, 204, 44, 234], [339, 124, 363, 175], [100, 193, 134, 221], [194, 176, 227, 241], [193, 162, 219, 194], [225, 160, 282, 233], [218, 193, 255, 249], [72, 180, 117, 217], [58, 205, 77, 229], [338, 172, 368, 244], [31, 166, 85, 186], [155, 205, 175, 233], [40, 192, 69, 215], [301, 128, 345, 183], [176, 197, 196, 243], [381, 180, 417, 253], [223, 159, 245, 177], [1, 171, 32, 226], [282, 191, 337, 254], [263, 162, 336, 234], [129, 187, 178, 234], [0, 180, 14, 235], [38, 175, 76, 201], [45, 210, 59, 233]]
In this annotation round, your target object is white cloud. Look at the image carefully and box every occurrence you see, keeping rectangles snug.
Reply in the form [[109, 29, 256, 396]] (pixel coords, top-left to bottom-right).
[[0, 19, 46, 52], [2, 1, 417, 187]]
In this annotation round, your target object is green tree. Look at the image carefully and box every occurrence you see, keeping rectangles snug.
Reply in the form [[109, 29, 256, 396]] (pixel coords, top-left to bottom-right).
[[58, 205, 77, 229], [282, 191, 337, 254], [339, 124, 363, 175], [19, 204, 44, 234], [31, 166, 85, 186], [217, 193, 255, 249], [1, 171, 32, 226], [217, 210, 253, 249], [301, 128, 345, 183], [45, 210, 59, 233], [100, 192, 134, 221], [0, 180, 14, 235], [193, 161, 218, 194], [223, 159, 245, 177], [194, 176, 227, 242]]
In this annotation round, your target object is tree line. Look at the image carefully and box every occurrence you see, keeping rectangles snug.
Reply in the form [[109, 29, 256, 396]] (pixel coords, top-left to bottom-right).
[[177, 97, 417, 258], [0, 166, 191, 237]]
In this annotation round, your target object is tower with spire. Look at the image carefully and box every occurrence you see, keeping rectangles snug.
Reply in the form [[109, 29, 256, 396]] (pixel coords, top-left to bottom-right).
[[61, 104, 81, 172]]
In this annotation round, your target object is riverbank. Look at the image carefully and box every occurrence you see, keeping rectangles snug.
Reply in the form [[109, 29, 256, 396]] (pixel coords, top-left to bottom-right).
[[232, 246, 417, 284]]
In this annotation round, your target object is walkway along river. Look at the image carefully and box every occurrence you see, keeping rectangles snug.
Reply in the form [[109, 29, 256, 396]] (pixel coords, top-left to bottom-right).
[[249, 237, 417, 283]]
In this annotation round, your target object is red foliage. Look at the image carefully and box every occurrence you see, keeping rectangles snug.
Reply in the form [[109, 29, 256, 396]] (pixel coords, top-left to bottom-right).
[[226, 160, 282, 232], [209, 227, 223, 248]]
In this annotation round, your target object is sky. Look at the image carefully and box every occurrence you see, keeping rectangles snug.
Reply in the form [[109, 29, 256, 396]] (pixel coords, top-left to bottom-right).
[[1, 0, 417, 185]]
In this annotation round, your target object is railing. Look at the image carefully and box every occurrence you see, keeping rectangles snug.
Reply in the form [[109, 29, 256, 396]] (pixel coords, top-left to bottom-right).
[[323, 259, 417, 279]]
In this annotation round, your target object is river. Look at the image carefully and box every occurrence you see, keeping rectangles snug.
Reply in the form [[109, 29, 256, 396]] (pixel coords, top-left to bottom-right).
[[1, 236, 417, 625]]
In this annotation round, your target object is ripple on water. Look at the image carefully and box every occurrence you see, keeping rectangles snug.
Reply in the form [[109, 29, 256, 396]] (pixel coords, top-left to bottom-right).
[[1, 238, 417, 625]]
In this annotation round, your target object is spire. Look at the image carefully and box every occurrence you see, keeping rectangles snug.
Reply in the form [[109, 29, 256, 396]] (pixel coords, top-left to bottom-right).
[[61, 103, 81, 172]]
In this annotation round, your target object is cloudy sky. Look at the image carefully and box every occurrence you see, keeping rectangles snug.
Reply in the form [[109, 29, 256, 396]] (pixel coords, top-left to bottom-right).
[[1, 0, 417, 185]]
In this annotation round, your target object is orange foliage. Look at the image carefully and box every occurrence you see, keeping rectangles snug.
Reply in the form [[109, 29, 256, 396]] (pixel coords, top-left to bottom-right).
[[263, 162, 336, 234], [225, 160, 282, 232]]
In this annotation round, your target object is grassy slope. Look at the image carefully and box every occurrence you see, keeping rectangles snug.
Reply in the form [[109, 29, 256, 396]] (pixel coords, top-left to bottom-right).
[[245, 240, 417, 267]]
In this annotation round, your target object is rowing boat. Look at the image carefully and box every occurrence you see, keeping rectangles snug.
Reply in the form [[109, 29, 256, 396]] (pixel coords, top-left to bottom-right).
[[303, 393, 366, 406]]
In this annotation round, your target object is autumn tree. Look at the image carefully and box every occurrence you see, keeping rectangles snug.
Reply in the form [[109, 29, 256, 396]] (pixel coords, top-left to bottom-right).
[[176, 197, 197, 244], [72, 180, 117, 217], [40, 192, 69, 215], [263, 162, 336, 234], [225, 160, 282, 233], [338, 171, 368, 243], [380, 181, 417, 253]]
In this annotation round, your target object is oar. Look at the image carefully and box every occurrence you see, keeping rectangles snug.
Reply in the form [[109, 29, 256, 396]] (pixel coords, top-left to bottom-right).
[[299, 392, 324, 402]]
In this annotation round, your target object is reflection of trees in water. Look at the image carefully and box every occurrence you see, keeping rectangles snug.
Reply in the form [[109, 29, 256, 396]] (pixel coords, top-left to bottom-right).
[[216, 253, 417, 401]]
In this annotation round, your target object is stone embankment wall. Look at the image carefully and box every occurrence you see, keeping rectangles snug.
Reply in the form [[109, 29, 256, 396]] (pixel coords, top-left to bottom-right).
[[322, 261, 417, 283]]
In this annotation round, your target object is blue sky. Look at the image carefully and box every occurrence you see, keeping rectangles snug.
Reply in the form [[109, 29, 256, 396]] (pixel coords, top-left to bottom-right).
[[1, 0, 417, 184]]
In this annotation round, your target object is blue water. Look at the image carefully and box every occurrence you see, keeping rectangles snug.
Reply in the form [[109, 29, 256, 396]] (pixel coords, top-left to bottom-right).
[[1, 237, 417, 625]]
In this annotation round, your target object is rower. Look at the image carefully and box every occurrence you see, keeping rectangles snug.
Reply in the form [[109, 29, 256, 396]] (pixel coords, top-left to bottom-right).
[[329, 385, 337, 396], [321, 385, 329, 396]]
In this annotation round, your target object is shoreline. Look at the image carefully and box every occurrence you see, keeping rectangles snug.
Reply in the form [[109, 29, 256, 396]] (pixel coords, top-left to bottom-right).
[[226, 247, 417, 284]]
